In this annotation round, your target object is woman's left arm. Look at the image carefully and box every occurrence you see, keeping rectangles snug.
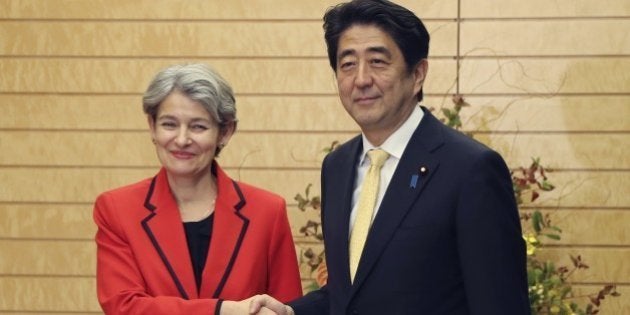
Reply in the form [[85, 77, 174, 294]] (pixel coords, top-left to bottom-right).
[[266, 198, 303, 302]]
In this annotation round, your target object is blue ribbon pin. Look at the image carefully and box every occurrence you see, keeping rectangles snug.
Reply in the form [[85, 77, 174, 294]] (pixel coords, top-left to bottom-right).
[[410, 174, 419, 188]]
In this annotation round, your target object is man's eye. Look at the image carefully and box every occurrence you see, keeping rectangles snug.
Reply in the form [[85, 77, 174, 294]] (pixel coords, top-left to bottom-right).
[[339, 61, 355, 70], [371, 59, 386, 65]]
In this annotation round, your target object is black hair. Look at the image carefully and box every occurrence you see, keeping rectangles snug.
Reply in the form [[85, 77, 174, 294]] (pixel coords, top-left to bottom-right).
[[323, 0, 430, 101]]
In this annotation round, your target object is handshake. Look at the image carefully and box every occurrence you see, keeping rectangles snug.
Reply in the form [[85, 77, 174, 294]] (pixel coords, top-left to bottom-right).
[[221, 295, 294, 315]]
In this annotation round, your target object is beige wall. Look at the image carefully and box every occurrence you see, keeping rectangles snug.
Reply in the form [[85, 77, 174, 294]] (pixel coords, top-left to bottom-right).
[[1, 0, 628, 313]]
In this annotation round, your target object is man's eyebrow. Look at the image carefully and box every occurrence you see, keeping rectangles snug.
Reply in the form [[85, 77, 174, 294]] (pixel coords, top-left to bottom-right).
[[366, 46, 392, 59], [338, 48, 356, 61], [338, 46, 393, 60]]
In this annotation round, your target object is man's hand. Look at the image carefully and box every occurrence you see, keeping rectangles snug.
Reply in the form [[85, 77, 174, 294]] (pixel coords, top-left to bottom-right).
[[249, 294, 295, 315], [221, 296, 276, 315]]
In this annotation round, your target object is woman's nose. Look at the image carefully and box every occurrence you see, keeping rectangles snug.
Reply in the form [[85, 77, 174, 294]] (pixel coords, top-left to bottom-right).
[[174, 127, 191, 146]]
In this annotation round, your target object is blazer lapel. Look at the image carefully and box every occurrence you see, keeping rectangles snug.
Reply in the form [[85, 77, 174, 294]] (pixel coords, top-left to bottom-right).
[[141, 168, 197, 299], [350, 108, 445, 295], [324, 136, 362, 294], [199, 163, 249, 298]]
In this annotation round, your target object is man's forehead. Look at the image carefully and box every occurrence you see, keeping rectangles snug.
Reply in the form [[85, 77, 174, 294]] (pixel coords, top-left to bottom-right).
[[338, 26, 396, 48]]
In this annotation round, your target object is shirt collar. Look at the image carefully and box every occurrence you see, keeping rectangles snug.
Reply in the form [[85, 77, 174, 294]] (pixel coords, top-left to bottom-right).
[[359, 105, 424, 165]]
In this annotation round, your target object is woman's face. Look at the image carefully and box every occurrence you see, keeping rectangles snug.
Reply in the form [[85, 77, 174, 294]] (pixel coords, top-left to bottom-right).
[[149, 90, 233, 180]]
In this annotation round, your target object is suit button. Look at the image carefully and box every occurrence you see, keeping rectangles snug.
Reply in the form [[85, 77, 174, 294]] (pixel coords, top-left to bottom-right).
[[350, 310, 358, 315]]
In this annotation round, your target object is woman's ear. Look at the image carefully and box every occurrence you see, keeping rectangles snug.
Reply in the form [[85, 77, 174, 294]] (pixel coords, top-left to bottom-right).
[[218, 121, 237, 147], [147, 115, 157, 143]]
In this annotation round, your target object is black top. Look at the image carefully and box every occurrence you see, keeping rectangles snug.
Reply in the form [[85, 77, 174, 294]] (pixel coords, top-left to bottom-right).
[[183, 213, 214, 292]]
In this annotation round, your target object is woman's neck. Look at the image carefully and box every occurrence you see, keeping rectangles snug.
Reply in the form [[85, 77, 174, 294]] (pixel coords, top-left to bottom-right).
[[166, 170, 217, 222]]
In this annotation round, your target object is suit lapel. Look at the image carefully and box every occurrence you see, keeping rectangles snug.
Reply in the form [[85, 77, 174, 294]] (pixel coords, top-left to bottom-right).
[[200, 164, 249, 298], [324, 136, 362, 294], [350, 108, 445, 295], [141, 168, 197, 299]]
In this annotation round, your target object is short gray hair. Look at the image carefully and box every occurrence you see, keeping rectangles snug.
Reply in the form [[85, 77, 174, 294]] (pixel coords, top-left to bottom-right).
[[142, 63, 237, 130]]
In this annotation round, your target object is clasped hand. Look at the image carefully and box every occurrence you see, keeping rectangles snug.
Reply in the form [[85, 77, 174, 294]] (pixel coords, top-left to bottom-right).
[[221, 295, 293, 315]]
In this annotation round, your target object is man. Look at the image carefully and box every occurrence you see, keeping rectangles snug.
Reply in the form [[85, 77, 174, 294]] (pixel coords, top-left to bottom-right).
[[252, 0, 531, 314]]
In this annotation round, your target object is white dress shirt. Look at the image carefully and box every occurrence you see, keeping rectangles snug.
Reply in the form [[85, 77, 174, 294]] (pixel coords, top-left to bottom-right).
[[349, 105, 424, 232]]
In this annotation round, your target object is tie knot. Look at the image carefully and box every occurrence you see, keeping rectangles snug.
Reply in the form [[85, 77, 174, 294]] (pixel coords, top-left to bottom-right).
[[367, 149, 389, 168]]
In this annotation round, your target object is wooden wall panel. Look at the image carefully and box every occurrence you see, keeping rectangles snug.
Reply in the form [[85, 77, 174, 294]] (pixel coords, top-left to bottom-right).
[[0, 21, 457, 57], [459, 58, 630, 94], [537, 248, 630, 283], [459, 96, 630, 131], [533, 210, 630, 246], [0, 59, 458, 95], [1, 0, 628, 313], [1, 207, 628, 247], [2, 131, 628, 170], [0, 95, 145, 130], [0, 204, 94, 239], [461, 0, 630, 18], [0, 0, 458, 20], [0, 277, 100, 312], [3, 242, 629, 283], [0, 168, 626, 209], [0, 168, 157, 203], [572, 285, 630, 313], [0, 168, 322, 205], [0, 240, 94, 276], [460, 20, 630, 56], [3, 95, 627, 132]]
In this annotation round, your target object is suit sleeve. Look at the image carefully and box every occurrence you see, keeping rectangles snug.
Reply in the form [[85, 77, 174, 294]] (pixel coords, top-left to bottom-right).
[[288, 285, 330, 315], [288, 155, 331, 315], [266, 198, 303, 302], [455, 150, 531, 314], [93, 193, 220, 315]]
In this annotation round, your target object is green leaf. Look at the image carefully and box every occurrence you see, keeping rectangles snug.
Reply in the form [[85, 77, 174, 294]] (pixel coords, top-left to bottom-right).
[[532, 211, 543, 233], [543, 233, 561, 241], [541, 180, 555, 191]]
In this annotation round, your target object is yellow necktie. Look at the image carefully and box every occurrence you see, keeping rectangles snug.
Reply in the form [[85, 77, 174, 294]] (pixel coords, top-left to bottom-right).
[[349, 149, 389, 282]]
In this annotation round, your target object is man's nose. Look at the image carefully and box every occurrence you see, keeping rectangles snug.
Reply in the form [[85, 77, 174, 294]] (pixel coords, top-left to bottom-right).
[[354, 63, 373, 87]]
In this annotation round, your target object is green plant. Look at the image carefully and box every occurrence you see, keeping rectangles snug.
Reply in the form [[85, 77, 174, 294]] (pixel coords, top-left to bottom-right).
[[295, 96, 620, 313], [515, 159, 620, 314]]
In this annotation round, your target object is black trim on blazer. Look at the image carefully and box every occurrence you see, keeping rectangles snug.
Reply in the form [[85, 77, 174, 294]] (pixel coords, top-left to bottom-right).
[[142, 175, 189, 300], [215, 299, 224, 315], [142, 213, 190, 300], [143, 176, 157, 211], [212, 180, 249, 298]]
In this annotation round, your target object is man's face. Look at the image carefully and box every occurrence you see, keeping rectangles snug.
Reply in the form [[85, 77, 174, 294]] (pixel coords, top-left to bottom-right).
[[335, 24, 426, 143]]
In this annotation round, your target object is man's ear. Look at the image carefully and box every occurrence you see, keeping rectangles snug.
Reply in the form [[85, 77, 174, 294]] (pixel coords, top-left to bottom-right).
[[413, 59, 429, 93]]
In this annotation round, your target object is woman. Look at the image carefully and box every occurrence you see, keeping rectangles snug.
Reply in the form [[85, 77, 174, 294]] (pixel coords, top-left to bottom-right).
[[94, 64, 302, 314]]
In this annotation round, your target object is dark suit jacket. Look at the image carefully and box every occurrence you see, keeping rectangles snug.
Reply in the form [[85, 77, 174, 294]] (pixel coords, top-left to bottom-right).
[[290, 107, 530, 315], [94, 163, 302, 315]]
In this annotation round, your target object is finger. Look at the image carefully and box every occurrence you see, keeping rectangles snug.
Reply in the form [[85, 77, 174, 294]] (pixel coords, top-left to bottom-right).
[[257, 307, 277, 315], [248, 295, 266, 314]]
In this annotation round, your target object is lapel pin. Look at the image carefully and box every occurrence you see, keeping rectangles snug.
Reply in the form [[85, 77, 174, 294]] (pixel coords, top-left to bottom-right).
[[419, 166, 428, 175], [410, 174, 419, 188]]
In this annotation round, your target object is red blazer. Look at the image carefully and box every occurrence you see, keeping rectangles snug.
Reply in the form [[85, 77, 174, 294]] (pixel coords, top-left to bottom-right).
[[94, 164, 302, 314]]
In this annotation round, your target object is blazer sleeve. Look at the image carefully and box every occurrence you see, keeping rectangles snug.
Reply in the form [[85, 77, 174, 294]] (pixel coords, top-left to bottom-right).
[[93, 192, 221, 315], [455, 150, 531, 314], [266, 197, 303, 302]]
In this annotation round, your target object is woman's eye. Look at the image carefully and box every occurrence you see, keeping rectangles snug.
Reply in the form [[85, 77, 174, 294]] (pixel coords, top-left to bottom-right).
[[191, 124, 208, 131], [160, 122, 176, 128]]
